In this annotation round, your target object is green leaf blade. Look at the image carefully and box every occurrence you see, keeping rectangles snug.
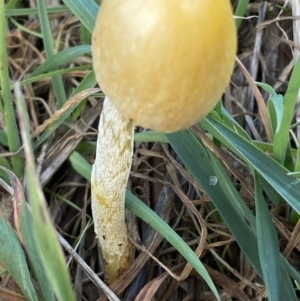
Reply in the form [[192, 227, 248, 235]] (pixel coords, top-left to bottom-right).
[[14, 83, 76, 301], [20, 203, 56, 301], [0, 216, 39, 301], [30, 45, 91, 77], [62, 0, 98, 33], [36, 0, 67, 108], [255, 174, 281, 301], [200, 116, 300, 215], [0, 2, 23, 176], [167, 130, 262, 273]]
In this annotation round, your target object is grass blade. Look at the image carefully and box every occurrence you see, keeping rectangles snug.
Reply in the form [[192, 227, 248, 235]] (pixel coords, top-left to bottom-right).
[[273, 57, 300, 164], [167, 130, 262, 272], [18, 64, 92, 88], [69, 151, 92, 181], [5, 6, 70, 16], [200, 116, 300, 215], [134, 130, 168, 143], [167, 129, 298, 301], [36, 0, 67, 108], [0, 1, 23, 177], [235, 0, 250, 29], [30, 45, 91, 77], [254, 173, 280, 301], [0, 216, 39, 301], [71, 70, 98, 120], [62, 0, 98, 33], [20, 204, 57, 301], [14, 83, 76, 301], [5, 168, 56, 301]]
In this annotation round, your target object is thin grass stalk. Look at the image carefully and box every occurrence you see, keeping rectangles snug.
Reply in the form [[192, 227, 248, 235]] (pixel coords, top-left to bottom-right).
[[0, 1, 23, 177], [36, 0, 67, 108], [234, 0, 250, 29], [5, 6, 70, 17], [291, 0, 300, 172]]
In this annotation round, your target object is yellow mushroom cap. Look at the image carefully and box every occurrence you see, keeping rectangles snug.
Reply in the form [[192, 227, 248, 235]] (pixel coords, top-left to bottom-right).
[[92, 0, 237, 133]]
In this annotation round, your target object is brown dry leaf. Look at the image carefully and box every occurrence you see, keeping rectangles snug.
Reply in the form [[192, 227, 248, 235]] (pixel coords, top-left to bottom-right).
[[134, 272, 169, 301], [236, 57, 273, 142], [32, 88, 101, 138], [40, 100, 102, 186], [4, 169, 26, 244], [0, 287, 26, 301], [0, 191, 13, 226], [204, 265, 252, 301]]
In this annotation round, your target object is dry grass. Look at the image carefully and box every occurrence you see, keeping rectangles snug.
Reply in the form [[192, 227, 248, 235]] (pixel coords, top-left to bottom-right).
[[1, 0, 300, 300]]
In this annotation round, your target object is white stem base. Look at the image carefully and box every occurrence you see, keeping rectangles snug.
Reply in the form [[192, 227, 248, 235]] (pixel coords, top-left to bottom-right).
[[91, 97, 134, 283]]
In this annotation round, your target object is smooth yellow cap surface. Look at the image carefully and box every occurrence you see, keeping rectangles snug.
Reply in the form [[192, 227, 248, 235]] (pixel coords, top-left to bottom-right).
[[92, 0, 236, 133]]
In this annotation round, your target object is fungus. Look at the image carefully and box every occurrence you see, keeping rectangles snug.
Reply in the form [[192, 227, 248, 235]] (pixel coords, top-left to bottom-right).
[[91, 0, 236, 283]]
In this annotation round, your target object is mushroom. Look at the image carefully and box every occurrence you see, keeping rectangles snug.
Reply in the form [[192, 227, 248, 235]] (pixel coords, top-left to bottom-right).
[[91, 0, 236, 283]]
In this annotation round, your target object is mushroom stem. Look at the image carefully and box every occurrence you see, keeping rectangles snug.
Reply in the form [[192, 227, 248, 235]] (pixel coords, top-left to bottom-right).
[[91, 96, 134, 283]]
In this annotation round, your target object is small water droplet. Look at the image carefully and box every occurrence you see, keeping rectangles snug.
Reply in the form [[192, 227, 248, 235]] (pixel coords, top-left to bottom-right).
[[209, 176, 218, 186]]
